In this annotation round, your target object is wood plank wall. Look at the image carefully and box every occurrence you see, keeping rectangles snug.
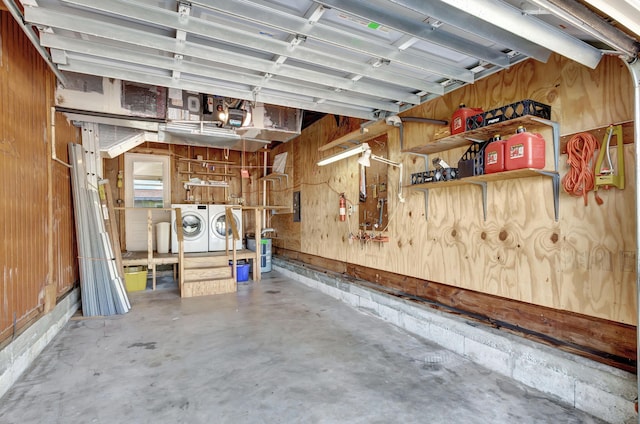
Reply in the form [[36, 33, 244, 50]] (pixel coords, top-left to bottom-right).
[[266, 54, 636, 368], [0, 12, 79, 344], [104, 142, 250, 249]]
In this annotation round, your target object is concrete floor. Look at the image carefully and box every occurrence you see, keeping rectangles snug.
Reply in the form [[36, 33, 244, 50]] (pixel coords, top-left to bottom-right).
[[0, 271, 606, 424]]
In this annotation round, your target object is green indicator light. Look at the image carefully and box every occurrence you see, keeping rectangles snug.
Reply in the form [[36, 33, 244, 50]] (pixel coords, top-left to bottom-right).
[[368, 22, 380, 29]]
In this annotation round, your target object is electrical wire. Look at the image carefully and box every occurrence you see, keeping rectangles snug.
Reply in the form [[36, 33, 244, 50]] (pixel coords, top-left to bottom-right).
[[561, 132, 598, 206]]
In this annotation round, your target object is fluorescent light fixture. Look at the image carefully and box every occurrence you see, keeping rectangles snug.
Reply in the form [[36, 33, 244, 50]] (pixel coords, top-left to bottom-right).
[[317, 143, 370, 166]]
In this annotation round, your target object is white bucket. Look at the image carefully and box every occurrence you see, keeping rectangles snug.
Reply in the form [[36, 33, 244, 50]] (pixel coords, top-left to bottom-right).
[[156, 222, 171, 254]]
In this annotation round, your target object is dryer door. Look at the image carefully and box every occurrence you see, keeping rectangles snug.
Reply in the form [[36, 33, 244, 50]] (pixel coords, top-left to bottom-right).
[[176, 212, 207, 241], [212, 213, 240, 239]]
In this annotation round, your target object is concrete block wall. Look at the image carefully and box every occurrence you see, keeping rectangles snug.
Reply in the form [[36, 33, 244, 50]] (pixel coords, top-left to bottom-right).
[[0, 289, 80, 401], [273, 259, 637, 424]]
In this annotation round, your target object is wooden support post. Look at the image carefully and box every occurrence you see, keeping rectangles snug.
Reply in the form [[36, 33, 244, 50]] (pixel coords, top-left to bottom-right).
[[102, 180, 124, 280], [176, 208, 185, 296], [254, 208, 261, 282], [226, 207, 238, 278]]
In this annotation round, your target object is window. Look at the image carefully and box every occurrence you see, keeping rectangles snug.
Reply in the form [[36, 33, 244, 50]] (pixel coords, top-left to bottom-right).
[[132, 161, 165, 208]]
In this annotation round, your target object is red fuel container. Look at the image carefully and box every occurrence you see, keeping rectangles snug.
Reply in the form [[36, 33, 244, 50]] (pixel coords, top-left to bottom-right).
[[484, 135, 505, 174], [505, 126, 546, 170], [451, 104, 483, 135]]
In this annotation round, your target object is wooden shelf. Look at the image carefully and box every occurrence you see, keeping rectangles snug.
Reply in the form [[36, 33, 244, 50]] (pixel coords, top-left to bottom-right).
[[408, 168, 558, 190], [405, 116, 560, 221], [319, 119, 390, 152], [403, 116, 551, 155], [178, 170, 235, 177], [183, 181, 229, 188]]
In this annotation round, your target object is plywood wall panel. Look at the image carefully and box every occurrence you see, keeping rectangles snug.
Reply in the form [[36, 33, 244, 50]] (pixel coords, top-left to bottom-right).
[[291, 54, 636, 326]]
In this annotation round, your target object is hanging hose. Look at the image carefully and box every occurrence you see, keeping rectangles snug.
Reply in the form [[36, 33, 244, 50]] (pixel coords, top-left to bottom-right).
[[562, 132, 599, 206]]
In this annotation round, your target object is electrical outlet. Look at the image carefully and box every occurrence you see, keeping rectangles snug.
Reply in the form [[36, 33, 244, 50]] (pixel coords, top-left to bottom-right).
[[348, 205, 354, 215]]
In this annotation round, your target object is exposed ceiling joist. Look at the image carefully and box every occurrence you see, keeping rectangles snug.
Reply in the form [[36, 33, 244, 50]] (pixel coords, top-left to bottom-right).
[[432, 0, 604, 68], [42, 34, 400, 113], [57, 59, 379, 120], [316, 0, 552, 63], [13, 0, 639, 128], [190, 0, 476, 81], [60, 0, 447, 92]]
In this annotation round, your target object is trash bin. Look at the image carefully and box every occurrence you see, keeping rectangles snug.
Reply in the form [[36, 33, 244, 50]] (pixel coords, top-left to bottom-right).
[[247, 238, 272, 273], [156, 222, 171, 254], [229, 260, 251, 282]]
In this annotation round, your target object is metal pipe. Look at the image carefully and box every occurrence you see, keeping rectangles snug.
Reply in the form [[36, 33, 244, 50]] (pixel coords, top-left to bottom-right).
[[2, 0, 68, 86], [262, 148, 267, 229], [400, 117, 449, 126], [624, 57, 640, 424]]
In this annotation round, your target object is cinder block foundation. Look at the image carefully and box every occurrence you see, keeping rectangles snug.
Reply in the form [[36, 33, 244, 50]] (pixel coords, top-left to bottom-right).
[[274, 259, 637, 424], [0, 289, 80, 401]]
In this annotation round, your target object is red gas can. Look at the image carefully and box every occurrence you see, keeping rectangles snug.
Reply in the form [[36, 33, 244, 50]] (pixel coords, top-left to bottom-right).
[[505, 126, 546, 170], [484, 134, 505, 174], [451, 104, 483, 135]]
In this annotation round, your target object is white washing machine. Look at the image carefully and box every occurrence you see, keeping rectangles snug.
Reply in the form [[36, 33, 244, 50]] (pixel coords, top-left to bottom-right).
[[209, 205, 243, 251], [171, 204, 209, 253]]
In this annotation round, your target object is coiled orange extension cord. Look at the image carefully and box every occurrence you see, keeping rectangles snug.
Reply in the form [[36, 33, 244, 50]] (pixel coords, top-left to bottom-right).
[[562, 132, 599, 206]]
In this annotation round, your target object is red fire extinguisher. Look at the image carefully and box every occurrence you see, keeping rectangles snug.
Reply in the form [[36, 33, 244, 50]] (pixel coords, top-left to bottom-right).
[[339, 193, 346, 221]]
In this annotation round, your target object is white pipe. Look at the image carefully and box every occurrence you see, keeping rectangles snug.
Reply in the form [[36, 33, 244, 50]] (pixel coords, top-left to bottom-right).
[[2, 0, 68, 86], [624, 57, 640, 423], [262, 149, 267, 229]]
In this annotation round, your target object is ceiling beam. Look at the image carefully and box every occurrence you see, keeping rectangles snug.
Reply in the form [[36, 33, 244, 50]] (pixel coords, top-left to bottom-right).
[[60, 0, 446, 92], [191, 0, 477, 80], [42, 34, 400, 113], [432, 0, 603, 68], [536, 0, 640, 58], [26, 6, 427, 104], [57, 59, 379, 120], [315, 0, 552, 64]]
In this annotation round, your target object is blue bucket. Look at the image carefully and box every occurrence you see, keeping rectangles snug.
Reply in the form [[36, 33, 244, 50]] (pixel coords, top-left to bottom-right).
[[236, 263, 250, 282]]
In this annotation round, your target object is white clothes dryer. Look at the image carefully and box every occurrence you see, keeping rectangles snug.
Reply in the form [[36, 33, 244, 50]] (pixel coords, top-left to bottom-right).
[[171, 204, 209, 253], [209, 205, 243, 251]]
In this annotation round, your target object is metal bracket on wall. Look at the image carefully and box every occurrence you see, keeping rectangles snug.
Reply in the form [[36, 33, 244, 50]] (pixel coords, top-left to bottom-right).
[[410, 153, 430, 173], [407, 153, 429, 221], [531, 117, 560, 222], [467, 181, 488, 221], [538, 171, 560, 222], [413, 187, 429, 221]]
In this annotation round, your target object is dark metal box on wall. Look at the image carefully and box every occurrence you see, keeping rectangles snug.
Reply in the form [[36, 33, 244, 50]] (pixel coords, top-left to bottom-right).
[[458, 139, 491, 178], [465, 99, 551, 131]]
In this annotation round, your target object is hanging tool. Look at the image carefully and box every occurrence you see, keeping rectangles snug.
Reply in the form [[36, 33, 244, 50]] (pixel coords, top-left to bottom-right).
[[359, 165, 367, 202], [375, 198, 386, 229], [594, 125, 624, 204]]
